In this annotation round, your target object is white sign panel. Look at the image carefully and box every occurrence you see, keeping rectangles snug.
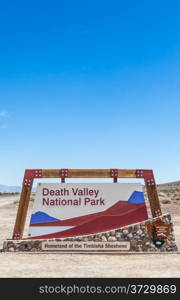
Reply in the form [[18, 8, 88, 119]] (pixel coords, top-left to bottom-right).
[[28, 183, 148, 239]]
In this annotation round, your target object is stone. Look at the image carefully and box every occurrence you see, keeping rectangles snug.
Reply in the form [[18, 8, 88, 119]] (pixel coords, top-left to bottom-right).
[[108, 236, 117, 242], [31, 248, 38, 252], [83, 238, 89, 242], [101, 235, 107, 242], [122, 229, 128, 236], [167, 248, 173, 251], [77, 238, 84, 241], [150, 243, 156, 249], [148, 248, 156, 252], [128, 227, 133, 233], [136, 244, 143, 252], [127, 233, 133, 239], [163, 217, 171, 224], [110, 230, 116, 236], [94, 238, 101, 241], [130, 240, 138, 249], [7, 242, 14, 248], [115, 232, 122, 238], [3, 241, 8, 249], [160, 247, 167, 252], [8, 247, 14, 252], [134, 225, 140, 231], [137, 229, 143, 236]]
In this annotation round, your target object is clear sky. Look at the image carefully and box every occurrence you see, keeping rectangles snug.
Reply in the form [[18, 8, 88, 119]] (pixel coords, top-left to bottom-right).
[[0, 0, 180, 185]]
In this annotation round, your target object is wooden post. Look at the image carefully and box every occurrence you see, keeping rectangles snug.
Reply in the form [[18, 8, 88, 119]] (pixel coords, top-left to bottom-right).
[[13, 186, 32, 239], [12, 168, 162, 239], [145, 184, 161, 218], [136, 169, 162, 218], [12, 169, 42, 239]]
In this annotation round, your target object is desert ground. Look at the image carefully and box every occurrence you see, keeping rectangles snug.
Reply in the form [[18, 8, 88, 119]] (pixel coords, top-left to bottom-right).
[[0, 187, 180, 278]]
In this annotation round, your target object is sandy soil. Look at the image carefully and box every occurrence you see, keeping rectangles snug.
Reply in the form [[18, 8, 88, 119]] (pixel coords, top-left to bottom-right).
[[0, 195, 180, 278]]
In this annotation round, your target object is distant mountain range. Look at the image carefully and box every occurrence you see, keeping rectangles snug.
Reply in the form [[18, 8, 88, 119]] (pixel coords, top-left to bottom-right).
[[0, 184, 36, 193], [0, 184, 21, 193], [157, 181, 180, 190]]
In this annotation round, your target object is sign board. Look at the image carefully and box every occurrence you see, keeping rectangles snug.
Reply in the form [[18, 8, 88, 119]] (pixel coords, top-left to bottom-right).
[[41, 241, 130, 251], [28, 183, 148, 239], [147, 219, 170, 248], [147, 220, 170, 240]]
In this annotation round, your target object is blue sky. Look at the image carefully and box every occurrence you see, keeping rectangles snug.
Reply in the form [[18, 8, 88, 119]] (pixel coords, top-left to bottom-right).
[[0, 0, 180, 185]]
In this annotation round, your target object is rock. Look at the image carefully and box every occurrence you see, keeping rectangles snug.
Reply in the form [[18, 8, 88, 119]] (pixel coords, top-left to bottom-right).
[[168, 234, 174, 241], [128, 227, 133, 233], [83, 238, 89, 242], [134, 225, 140, 231], [150, 243, 156, 249], [7, 242, 14, 248], [127, 233, 133, 239], [167, 248, 173, 251], [101, 235, 107, 241], [160, 247, 167, 252], [137, 229, 143, 236], [8, 247, 14, 252], [165, 240, 176, 248], [108, 236, 117, 242], [140, 225, 146, 231], [148, 248, 156, 252], [30, 247, 38, 252], [163, 217, 171, 224], [122, 229, 128, 236], [167, 214, 171, 221], [110, 230, 116, 236], [173, 246, 178, 251], [115, 232, 121, 238], [94, 238, 101, 241], [136, 244, 143, 252], [3, 241, 8, 249], [78, 236, 84, 242], [130, 240, 138, 249]]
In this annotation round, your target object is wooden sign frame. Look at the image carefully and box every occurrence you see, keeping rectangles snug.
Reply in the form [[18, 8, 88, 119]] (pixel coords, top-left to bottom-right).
[[12, 169, 162, 240]]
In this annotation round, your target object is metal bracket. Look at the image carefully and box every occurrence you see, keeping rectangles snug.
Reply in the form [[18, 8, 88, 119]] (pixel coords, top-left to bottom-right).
[[13, 232, 20, 240], [146, 178, 155, 187], [60, 169, 69, 182], [154, 209, 162, 217], [33, 169, 43, 178], [136, 169, 144, 178], [136, 169, 155, 186], [110, 169, 118, 183], [23, 169, 42, 187]]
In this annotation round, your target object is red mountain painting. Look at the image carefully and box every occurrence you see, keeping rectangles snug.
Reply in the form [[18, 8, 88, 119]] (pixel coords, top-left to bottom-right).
[[29, 191, 148, 239]]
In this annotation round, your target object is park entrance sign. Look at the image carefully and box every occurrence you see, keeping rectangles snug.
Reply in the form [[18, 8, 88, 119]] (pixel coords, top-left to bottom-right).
[[28, 183, 148, 239], [2, 169, 178, 253]]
